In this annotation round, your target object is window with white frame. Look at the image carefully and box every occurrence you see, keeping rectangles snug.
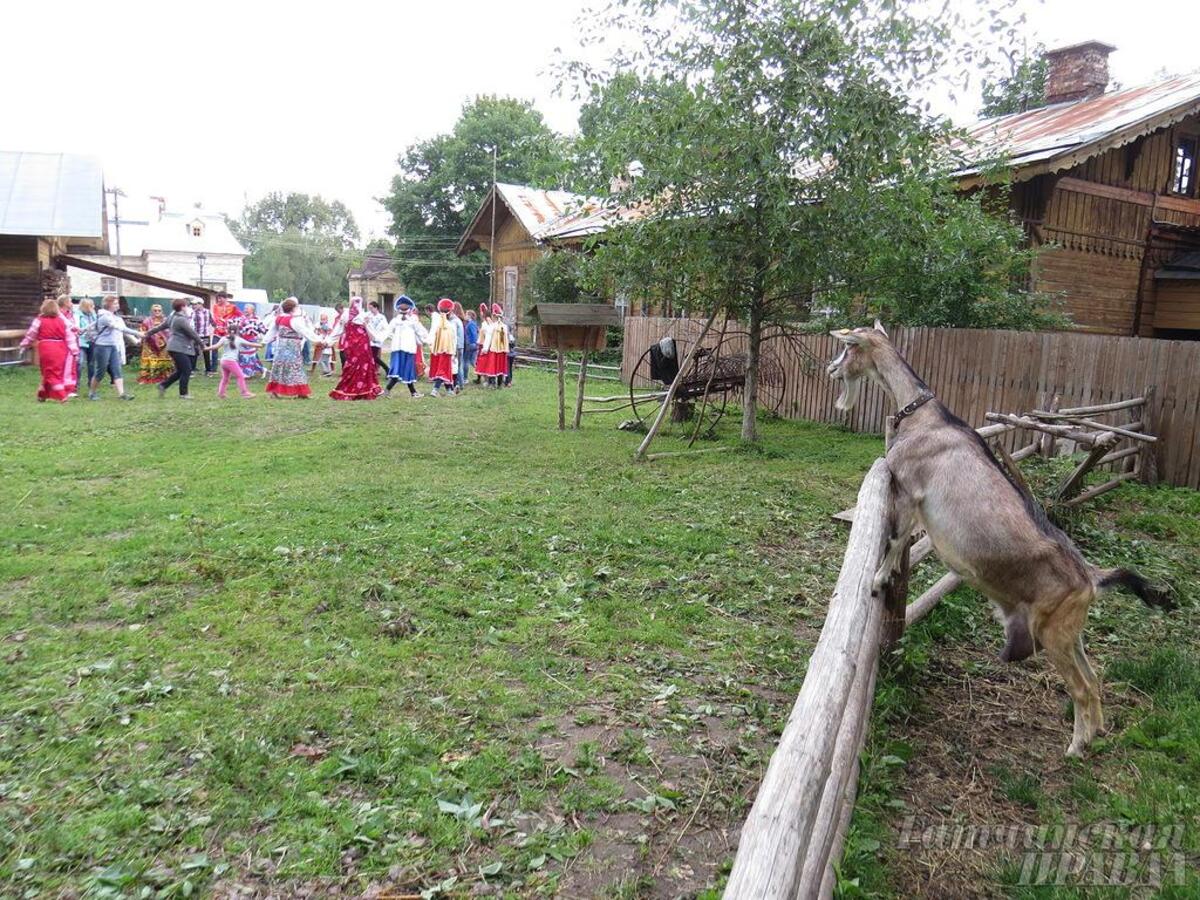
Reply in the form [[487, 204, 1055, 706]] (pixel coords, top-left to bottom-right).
[[1172, 135, 1198, 197], [503, 267, 518, 321], [100, 276, 117, 293]]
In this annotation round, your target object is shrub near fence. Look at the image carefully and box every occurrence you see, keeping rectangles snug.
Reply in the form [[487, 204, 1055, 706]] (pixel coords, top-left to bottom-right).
[[621, 317, 1200, 490]]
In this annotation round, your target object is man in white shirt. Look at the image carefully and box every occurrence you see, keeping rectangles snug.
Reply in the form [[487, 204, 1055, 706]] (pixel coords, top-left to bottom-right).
[[366, 301, 389, 377]]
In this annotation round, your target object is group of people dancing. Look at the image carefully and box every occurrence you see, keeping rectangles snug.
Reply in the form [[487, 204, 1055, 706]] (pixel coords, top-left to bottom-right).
[[19, 290, 514, 404]]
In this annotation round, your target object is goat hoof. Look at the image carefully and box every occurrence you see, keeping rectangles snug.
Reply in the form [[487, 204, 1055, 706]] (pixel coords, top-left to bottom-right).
[[1065, 743, 1086, 759]]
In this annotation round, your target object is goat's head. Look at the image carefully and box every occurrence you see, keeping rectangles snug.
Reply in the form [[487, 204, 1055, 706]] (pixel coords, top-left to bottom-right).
[[826, 320, 890, 411]]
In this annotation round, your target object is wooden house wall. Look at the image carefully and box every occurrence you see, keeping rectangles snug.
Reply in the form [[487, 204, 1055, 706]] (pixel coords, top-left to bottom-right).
[[487, 214, 546, 341], [0, 236, 45, 329], [1021, 113, 1200, 337]]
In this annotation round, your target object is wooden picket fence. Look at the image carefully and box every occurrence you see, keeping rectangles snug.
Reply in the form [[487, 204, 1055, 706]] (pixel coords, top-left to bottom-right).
[[621, 317, 1200, 490]]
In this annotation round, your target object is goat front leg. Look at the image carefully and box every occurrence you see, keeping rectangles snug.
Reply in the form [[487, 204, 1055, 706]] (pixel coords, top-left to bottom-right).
[[872, 488, 916, 597]]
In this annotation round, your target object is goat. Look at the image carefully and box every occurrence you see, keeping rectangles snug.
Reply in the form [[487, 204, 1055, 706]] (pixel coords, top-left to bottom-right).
[[827, 322, 1172, 757]]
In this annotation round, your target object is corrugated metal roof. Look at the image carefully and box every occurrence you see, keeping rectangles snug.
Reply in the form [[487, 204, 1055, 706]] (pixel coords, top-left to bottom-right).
[[0, 150, 105, 238], [495, 182, 595, 238], [956, 73, 1200, 178]]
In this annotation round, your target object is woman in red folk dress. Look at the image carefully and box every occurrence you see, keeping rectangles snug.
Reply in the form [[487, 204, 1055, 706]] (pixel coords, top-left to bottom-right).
[[19, 298, 73, 402], [329, 297, 383, 400]]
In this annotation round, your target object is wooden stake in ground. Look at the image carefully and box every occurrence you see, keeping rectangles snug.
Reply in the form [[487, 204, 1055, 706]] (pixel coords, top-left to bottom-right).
[[556, 333, 566, 431], [572, 328, 590, 430], [634, 307, 720, 461]]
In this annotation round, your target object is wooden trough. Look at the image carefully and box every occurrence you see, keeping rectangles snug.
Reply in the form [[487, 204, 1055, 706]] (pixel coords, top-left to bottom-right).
[[527, 303, 621, 431]]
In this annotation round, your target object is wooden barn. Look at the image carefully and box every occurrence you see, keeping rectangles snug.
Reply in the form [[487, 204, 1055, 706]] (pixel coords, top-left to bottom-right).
[[0, 151, 107, 329], [456, 183, 595, 338], [959, 43, 1200, 338]]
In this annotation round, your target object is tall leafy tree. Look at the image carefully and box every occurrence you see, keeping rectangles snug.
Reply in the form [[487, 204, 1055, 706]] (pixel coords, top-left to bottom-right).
[[565, 0, 1047, 441], [980, 46, 1048, 117], [232, 192, 360, 250], [382, 95, 567, 301], [232, 192, 362, 304], [242, 231, 353, 305]]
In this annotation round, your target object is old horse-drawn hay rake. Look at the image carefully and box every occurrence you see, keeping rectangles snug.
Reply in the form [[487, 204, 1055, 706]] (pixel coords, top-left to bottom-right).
[[588, 325, 814, 443]]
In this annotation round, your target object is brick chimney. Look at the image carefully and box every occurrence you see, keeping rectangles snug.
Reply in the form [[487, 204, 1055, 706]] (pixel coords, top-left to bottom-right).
[[1044, 41, 1116, 104]]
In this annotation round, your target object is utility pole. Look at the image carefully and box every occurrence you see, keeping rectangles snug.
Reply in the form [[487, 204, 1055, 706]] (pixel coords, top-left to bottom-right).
[[489, 145, 498, 309], [105, 187, 126, 295]]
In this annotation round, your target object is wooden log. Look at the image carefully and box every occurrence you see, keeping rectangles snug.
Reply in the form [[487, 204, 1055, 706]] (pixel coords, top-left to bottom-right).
[[1061, 470, 1139, 508], [995, 442, 1034, 500], [1098, 445, 1141, 467], [975, 422, 1019, 439], [1031, 396, 1146, 417], [572, 337, 590, 430], [906, 572, 964, 627], [1061, 417, 1156, 444], [984, 413, 1107, 446], [724, 460, 892, 900], [644, 446, 732, 461], [1138, 384, 1159, 486], [798, 631, 881, 897], [584, 391, 668, 403], [516, 362, 620, 381], [1040, 394, 1060, 458], [909, 534, 933, 569], [1010, 441, 1042, 462], [1052, 432, 1120, 503]]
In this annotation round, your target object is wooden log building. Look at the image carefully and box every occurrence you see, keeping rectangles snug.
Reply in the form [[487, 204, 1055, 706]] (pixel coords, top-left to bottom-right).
[[0, 151, 108, 329], [959, 42, 1200, 338]]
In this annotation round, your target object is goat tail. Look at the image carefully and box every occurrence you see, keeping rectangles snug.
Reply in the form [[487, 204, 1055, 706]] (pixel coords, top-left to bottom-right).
[[1095, 567, 1176, 610]]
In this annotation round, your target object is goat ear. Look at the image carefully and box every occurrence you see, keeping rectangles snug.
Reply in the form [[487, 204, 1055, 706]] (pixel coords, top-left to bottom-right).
[[830, 328, 861, 345], [873, 319, 888, 337]]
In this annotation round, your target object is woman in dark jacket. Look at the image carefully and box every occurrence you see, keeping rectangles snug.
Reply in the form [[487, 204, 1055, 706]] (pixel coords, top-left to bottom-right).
[[146, 298, 204, 398]]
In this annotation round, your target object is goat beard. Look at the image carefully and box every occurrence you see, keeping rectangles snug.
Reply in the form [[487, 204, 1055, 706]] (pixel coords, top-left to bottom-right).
[[834, 374, 861, 411]]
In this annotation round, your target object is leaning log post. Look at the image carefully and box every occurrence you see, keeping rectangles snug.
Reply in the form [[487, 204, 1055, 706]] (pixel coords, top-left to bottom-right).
[[572, 330, 590, 430], [1138, 385, 1158, 485], [1052, 432, 1119, 503], [723, 459, 892, 899], [1040, 394, 1060, 458]]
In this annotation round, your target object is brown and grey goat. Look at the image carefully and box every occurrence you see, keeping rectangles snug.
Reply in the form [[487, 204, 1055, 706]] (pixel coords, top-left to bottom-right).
[[827, 322, 1172, 757]]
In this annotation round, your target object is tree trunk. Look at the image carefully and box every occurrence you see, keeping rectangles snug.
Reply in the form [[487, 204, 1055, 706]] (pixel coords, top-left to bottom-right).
[[741, 299, 763, 442]]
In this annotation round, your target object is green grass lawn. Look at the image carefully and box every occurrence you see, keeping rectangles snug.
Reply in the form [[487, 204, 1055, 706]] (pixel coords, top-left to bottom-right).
[[0, 364, 1196, 899]]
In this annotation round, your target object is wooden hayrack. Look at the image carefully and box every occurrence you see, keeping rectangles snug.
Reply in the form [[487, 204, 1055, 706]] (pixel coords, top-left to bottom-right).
[[527, 303, 621, 431]]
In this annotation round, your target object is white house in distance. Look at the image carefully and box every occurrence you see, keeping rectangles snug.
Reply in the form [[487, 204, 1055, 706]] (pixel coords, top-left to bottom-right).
[[68, 195, 247, 313]]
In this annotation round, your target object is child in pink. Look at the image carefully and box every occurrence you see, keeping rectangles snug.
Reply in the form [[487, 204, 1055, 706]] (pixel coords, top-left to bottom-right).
[[209, 329, 260, 398]]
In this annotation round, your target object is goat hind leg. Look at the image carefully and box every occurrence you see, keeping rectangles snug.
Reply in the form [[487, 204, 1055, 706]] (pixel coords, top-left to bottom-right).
[[1040, 611, 1099, 757], [1075, 635, 1104, 740]]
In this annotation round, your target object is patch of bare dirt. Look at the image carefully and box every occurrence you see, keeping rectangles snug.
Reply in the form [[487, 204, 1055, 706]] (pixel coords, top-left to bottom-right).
[[883, 642, 1144, 899]]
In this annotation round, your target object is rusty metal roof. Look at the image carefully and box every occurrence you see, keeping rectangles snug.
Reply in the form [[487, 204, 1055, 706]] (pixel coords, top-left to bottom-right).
[[956, 73, 1200, 182], [495, 183, 593, 238], [456, 182, 598, 254]]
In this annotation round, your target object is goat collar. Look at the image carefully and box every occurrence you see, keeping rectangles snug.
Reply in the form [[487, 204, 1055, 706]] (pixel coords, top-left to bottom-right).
[[892, 391, 935, 429]]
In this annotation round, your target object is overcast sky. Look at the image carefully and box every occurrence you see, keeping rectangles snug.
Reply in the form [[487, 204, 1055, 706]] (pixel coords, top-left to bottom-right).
[[4, 0, 1195, 240]]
